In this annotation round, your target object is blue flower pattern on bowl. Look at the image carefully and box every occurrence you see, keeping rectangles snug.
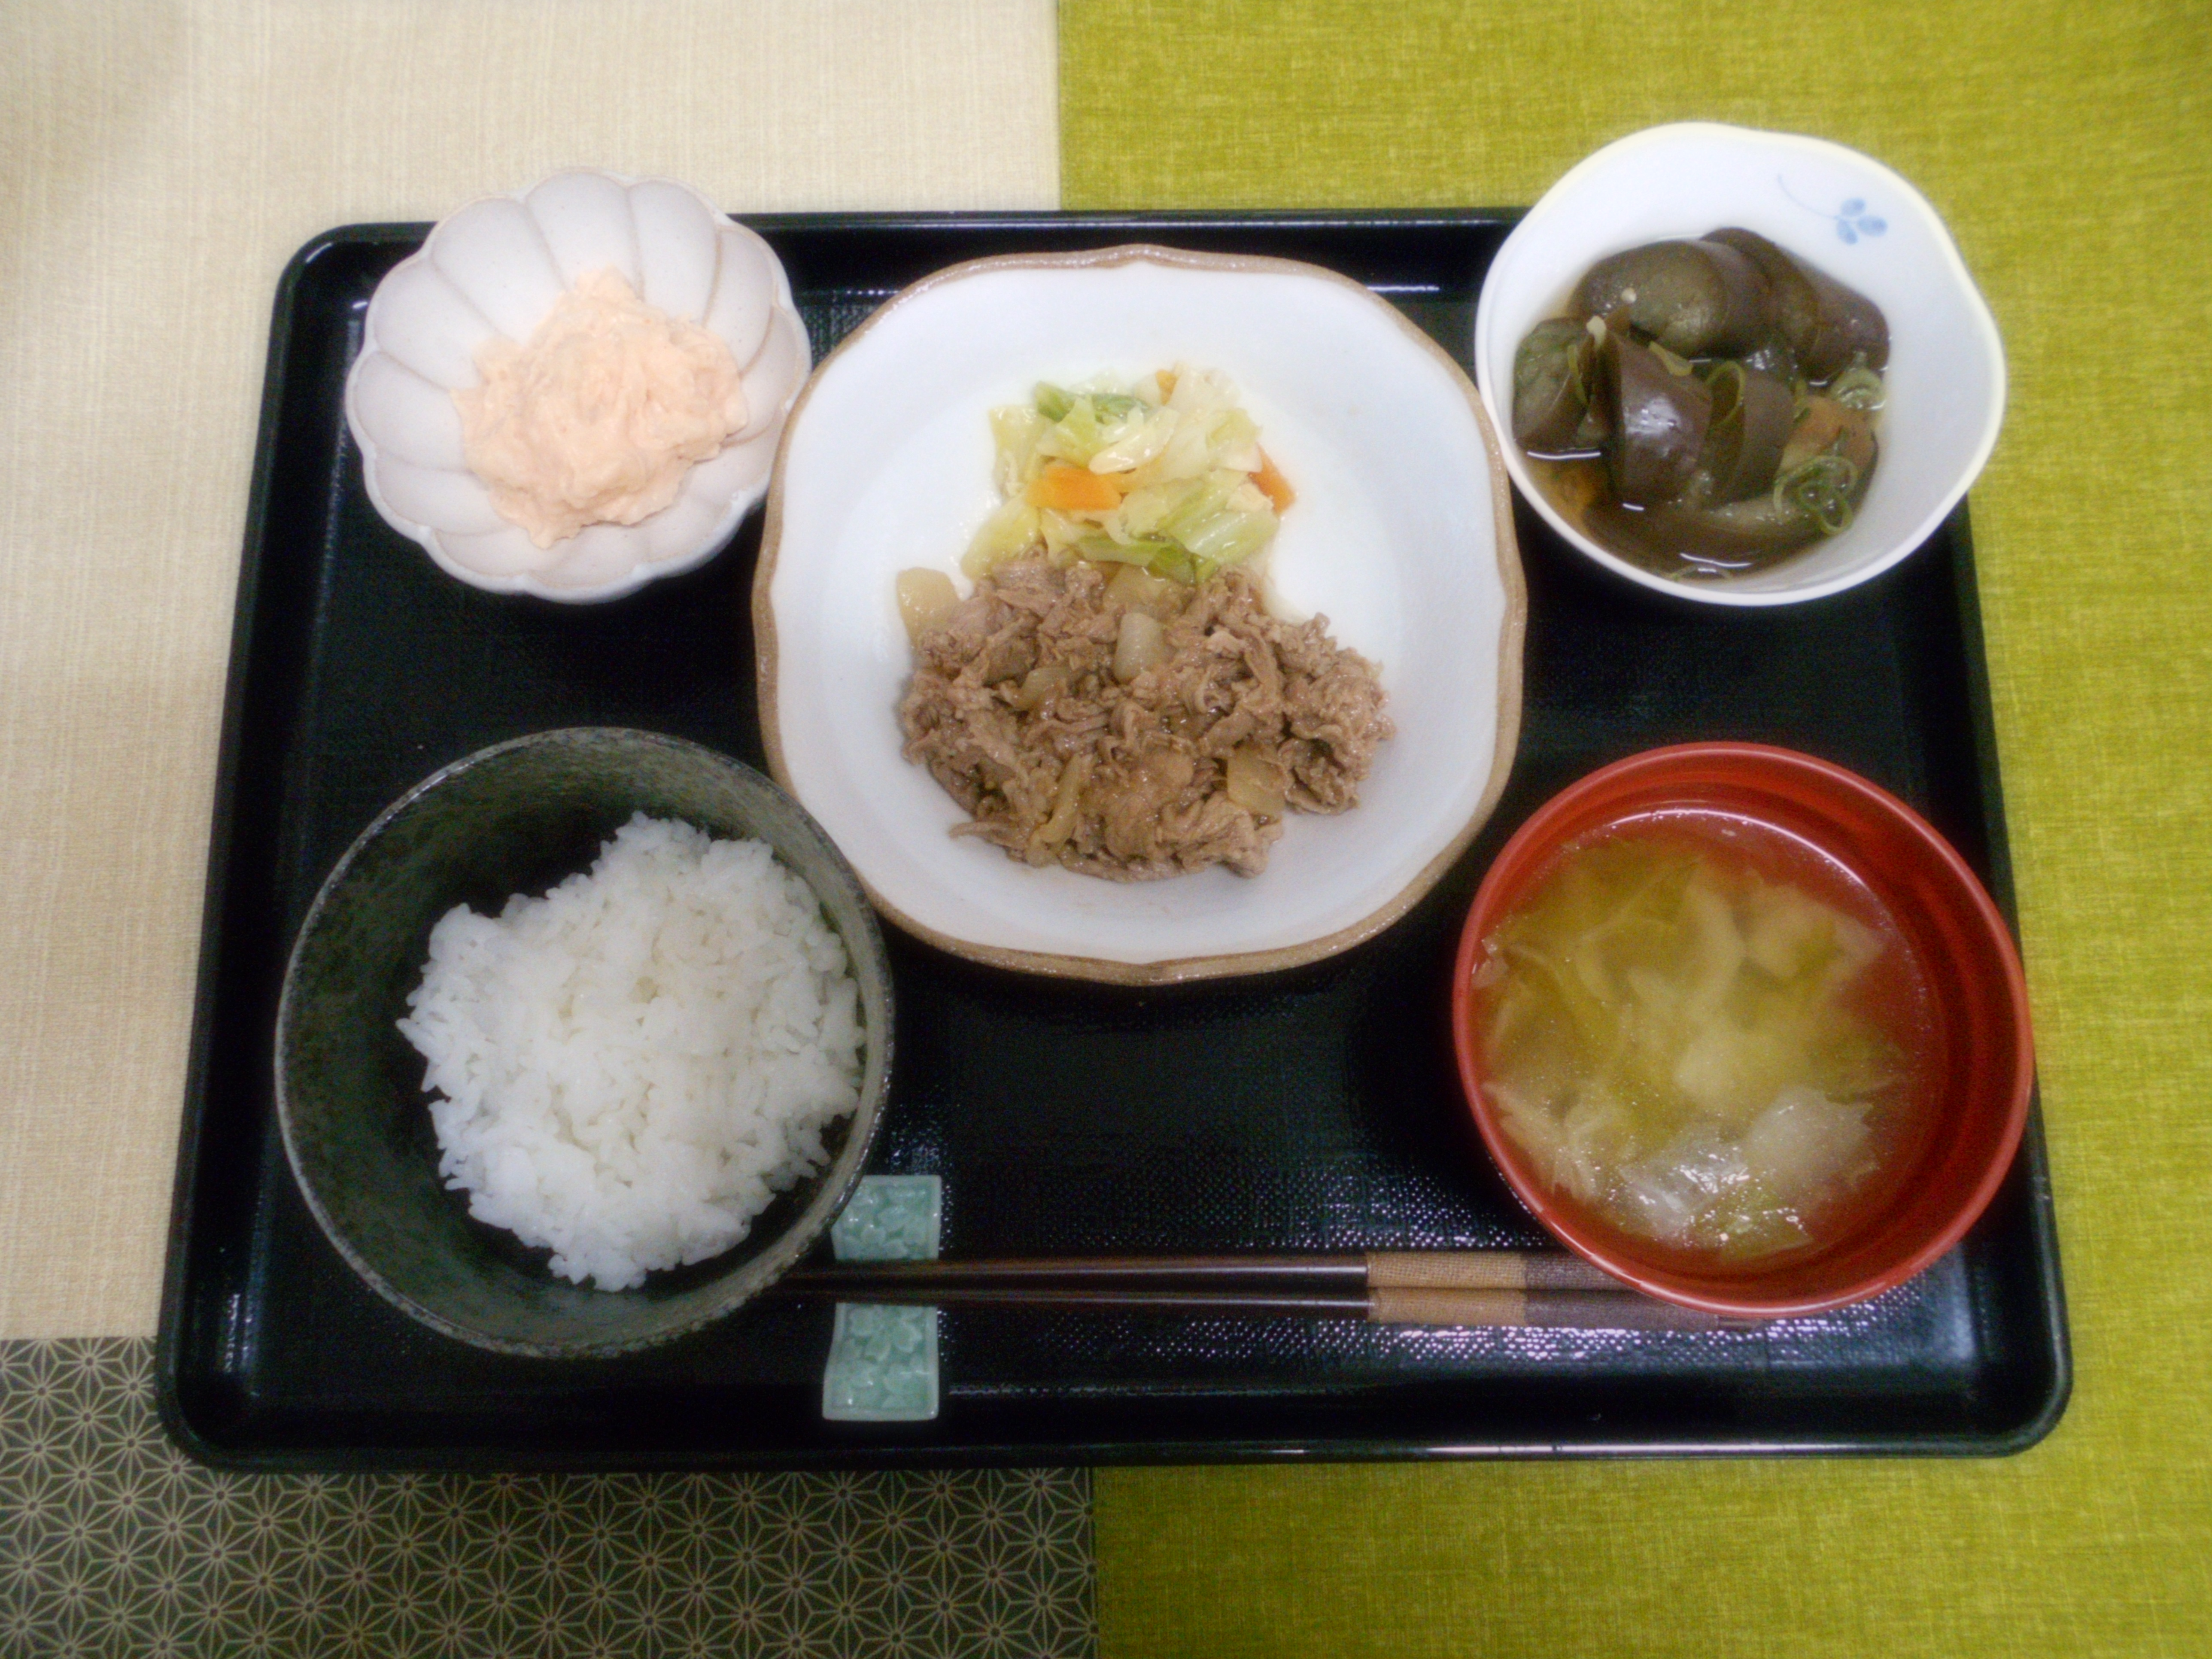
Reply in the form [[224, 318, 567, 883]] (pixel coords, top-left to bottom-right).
[[1779, 176, 1887, 244]]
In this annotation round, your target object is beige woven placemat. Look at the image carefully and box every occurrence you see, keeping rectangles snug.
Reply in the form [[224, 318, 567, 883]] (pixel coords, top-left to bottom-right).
[[0, 0, 1059, 1340]]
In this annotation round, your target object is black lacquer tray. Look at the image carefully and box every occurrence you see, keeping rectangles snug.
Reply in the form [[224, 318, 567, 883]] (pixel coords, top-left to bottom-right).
[[157, 213, 2068, 1469]]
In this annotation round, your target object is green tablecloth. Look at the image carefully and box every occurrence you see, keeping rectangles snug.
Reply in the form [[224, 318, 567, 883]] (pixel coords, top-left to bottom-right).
[[1066, 3, 2212, 1654]]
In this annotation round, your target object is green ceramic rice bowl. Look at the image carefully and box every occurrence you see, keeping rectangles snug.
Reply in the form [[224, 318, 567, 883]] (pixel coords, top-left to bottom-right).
[[274, 728, 893, 1359]]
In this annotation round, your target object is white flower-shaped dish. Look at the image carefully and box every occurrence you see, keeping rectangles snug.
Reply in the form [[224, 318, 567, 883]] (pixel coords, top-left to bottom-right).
[[756, 246, 1526, 984], [344, 170, 811, 602], [1474, 123, 2005, 606]]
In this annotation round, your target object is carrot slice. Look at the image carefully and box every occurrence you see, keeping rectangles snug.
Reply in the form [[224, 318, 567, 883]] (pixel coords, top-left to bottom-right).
[[1025, 462, 1124, 513], [1252, 447, 1296, 512]]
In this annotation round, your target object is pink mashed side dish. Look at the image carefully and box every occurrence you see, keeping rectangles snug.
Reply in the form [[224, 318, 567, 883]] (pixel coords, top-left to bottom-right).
[[453, 268, 748, 549]]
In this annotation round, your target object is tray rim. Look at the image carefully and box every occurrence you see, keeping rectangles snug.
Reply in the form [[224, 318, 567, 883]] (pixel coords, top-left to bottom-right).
[[155, 208, 2071, 1472]]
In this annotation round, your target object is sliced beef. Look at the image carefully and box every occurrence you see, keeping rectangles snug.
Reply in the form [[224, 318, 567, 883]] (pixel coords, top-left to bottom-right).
[[898, 555, 1391, 880]]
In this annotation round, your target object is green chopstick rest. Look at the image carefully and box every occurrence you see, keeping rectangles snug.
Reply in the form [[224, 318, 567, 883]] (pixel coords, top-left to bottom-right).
[[822, 1176, 942, 1422]]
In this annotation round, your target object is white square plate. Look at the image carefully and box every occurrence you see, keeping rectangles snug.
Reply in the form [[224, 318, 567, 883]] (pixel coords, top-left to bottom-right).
[[755, 246, 1525, 982]]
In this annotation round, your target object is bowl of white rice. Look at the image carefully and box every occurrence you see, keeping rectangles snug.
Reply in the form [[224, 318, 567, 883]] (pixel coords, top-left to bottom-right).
[[274, 728, 893, 1358]]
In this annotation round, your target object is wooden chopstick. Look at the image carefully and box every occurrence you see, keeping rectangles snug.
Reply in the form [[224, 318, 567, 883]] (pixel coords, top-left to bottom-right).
[[769, 1251, 1745, 1331], [781, 1250, 1623, 1293]]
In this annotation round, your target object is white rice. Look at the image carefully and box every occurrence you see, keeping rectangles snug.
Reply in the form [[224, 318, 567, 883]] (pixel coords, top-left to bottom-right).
[[397, 813, 865, 1291]]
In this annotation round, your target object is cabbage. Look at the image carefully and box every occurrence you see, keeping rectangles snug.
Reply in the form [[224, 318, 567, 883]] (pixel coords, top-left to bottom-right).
[[1741, 1086, 1874, 1198], [1479, 839, 1910, 1258], [990, 405, 1049, 497], [964, 367, 1285, 583], [962, 499, 1042, 578], [1086, 407, 1179, 474]]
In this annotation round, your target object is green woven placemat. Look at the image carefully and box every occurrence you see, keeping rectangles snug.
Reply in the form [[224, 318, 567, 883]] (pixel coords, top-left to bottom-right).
[[1064, 3, 2212, 1654]]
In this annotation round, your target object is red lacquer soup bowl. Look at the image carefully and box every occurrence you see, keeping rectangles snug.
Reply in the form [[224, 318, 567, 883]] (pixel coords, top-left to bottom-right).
[[1452, 743, 2033, 1318]]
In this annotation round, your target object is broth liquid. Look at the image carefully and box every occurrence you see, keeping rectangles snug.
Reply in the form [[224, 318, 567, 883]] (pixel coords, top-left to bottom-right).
[[1473, 808, 1941, 1264]]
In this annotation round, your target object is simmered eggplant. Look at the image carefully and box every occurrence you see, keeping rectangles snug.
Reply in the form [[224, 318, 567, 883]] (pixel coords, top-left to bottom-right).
[[1512, 317, 1602, 454], [1513, 227, 1889, 577], [1687, 360, 1795, 507], [1706, 228, 1888, 383], [1601, 326, 1711, 508], [1573, 238, 1773, 359]]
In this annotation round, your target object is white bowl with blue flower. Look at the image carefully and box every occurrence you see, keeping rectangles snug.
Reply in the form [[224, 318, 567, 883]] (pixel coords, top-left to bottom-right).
[[1474, 123, 2005, 606]]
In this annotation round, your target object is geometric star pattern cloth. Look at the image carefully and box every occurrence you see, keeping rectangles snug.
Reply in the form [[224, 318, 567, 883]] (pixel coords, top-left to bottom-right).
[[0, 1341, 1096, 1658]]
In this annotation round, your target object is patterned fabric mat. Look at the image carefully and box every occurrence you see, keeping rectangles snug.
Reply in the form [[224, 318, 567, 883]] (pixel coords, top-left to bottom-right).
[[1, 1342, 1095, 1658]]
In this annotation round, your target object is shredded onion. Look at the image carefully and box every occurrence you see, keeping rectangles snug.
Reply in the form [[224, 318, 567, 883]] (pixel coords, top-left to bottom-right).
[[1113, 610, 1168, 683], [895, 568, 960, 646]]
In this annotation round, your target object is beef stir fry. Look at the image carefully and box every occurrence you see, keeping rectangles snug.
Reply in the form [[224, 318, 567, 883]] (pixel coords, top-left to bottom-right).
[[899, 555, 1390, 880]]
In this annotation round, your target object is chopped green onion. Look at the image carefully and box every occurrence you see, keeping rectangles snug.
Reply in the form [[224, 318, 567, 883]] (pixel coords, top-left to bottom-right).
[[1772, 453, 1860, 536], [1830, 360, 1887, 411]]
